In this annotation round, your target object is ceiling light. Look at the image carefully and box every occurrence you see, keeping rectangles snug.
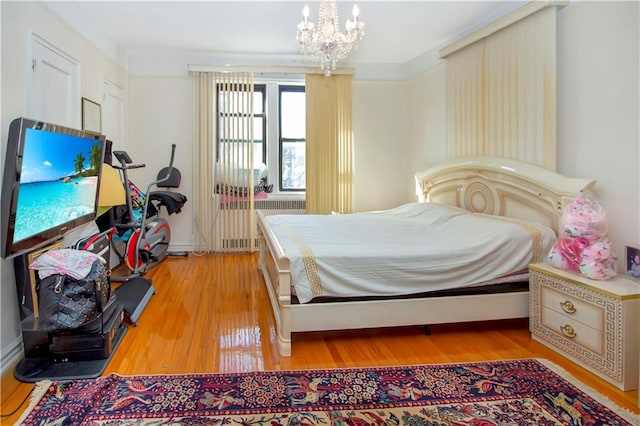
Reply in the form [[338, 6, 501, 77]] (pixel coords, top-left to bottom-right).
[[296, 1, 365, 76]]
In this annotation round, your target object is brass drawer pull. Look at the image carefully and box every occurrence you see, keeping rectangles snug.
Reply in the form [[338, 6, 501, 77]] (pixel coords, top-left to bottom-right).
[[560, 300, 576, 314], [560, 324, 577, 339]]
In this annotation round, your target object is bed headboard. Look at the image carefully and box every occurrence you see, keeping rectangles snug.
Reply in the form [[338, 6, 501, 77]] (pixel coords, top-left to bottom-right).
[[415, 157, 595, 235]]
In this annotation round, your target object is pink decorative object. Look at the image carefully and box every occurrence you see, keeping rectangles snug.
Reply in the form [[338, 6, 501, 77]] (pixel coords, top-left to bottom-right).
[[580, 238, 617, 280], [547, 190, 617, 280], [548, 237, 589, 271], [561, 189, 608, 240]]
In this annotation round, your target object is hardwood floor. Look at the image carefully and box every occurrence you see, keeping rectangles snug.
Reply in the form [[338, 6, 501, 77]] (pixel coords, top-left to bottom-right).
[[2, 252, 639, 423]]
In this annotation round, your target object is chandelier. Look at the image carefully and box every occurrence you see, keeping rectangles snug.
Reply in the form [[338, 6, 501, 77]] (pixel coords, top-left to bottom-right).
[[296, 1, 365, 76]]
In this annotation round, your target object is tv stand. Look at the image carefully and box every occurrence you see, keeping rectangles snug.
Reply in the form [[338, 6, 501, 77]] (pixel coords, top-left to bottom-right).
[[13, 295, 128, 382], [14, 323, 127, 382], [12, 245, 130, 383]]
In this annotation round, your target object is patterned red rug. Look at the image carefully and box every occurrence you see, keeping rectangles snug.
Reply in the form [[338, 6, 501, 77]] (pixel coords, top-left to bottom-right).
[[17, 358, 638, 425]]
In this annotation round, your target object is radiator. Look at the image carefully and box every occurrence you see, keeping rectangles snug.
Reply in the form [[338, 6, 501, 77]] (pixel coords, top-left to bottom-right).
[[214, 198, 305, 252]]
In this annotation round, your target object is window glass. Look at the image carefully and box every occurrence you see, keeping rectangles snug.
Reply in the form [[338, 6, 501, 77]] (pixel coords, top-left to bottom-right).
[[281, 141, 305, 190], [281, 91, 305, 139], [279, 86, 305, 191]]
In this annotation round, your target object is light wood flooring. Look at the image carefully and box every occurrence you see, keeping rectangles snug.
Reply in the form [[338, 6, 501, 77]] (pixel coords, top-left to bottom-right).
[[2, 252, 639, 422]]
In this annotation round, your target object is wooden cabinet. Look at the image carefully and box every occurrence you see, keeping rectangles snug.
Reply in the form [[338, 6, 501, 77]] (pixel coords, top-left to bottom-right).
[[529, 263, 640, 391]]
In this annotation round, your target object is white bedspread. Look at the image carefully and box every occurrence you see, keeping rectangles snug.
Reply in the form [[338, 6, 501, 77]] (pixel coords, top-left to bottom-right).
[[264, 202, 556, 303]]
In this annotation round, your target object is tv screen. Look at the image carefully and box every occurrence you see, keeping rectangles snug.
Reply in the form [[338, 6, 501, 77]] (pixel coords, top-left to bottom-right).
[[1, 117, 105, 259]]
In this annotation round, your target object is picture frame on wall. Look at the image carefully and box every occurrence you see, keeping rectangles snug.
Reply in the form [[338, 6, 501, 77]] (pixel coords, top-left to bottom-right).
[[81, 97, 102, 133], [624, 243, 640, 282]]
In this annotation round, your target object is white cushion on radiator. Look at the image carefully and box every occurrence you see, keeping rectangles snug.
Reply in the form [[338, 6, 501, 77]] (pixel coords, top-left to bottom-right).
[[215, 162, 267, 187]]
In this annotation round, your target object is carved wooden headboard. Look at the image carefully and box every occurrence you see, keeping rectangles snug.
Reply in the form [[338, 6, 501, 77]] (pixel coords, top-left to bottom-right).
[[415, 157, 595, 235]]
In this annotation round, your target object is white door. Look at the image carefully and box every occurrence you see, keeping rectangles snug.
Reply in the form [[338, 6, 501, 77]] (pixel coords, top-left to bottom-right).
[[102, 79, 126, 151], [28, 36, 80, 128]]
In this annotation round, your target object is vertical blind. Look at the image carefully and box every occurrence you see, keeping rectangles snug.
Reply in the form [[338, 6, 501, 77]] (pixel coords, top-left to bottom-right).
[[194, 72, 216, 252], [305, 74, 354, 214], [194, 71, 255, 252], [215, 72, 256, 252], [443, 5, 557, 169]]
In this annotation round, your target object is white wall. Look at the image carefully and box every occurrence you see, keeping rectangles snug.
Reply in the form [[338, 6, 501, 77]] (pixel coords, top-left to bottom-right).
[[556, 1, 639, 264], [0, 1, 127, 374], [405, 63, 448, 201], [352, 80, 409, 212], [127, 76, 194, 251]]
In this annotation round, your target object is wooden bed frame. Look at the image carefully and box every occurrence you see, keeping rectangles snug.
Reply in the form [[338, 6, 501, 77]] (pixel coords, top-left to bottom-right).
[[257, 157, 595, 357]]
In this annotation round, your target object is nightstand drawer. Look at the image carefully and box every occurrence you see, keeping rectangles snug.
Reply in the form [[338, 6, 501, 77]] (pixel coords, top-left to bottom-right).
[[540, 306, 602, 354], [539, 285, 603, 330]]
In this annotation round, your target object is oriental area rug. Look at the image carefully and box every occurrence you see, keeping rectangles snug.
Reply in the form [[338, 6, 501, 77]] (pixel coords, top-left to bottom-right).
[[17, 358, 638, 425]]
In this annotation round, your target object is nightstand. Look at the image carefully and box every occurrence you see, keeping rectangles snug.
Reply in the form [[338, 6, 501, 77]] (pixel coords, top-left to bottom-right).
[[529, 263, 640, 391]]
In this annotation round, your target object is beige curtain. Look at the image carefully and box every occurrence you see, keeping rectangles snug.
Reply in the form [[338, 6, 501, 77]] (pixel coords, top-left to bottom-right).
[[443, 6, 557, 169], [305, 74, 354, 214], [194, 72, 216, 252]]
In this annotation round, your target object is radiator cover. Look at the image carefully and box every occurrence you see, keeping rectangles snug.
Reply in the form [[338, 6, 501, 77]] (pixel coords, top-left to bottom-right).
[[215, 198, 305, 252]]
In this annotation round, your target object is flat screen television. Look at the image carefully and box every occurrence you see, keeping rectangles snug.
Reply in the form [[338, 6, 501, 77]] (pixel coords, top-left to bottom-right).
[[1, 117, 106, 259]]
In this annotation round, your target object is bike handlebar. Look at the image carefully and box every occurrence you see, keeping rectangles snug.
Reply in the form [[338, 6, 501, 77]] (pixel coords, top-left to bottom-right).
[[113, 163, 145, 170], [169, 144, 176, 168], [113, 150, 146, 170]]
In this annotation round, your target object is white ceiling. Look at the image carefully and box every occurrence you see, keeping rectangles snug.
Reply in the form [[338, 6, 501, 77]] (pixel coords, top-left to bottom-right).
[[44, 1, 527, 74]]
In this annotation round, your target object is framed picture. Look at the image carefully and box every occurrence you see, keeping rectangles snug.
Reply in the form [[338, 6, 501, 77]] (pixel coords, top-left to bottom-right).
[[81, 97, 102, 133], [624, 243, 640, 281]]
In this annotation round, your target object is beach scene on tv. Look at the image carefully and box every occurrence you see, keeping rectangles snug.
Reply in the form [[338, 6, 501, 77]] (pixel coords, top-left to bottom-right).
[[13, 128, 102, 243]]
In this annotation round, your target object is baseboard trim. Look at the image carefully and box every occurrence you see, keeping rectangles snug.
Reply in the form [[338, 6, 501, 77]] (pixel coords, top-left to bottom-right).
[[168, 243, 195, 252], [1, 336, 23, 377]]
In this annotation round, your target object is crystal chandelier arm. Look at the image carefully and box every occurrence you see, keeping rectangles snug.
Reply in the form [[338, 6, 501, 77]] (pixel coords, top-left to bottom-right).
[[302, 4, 310, 22]]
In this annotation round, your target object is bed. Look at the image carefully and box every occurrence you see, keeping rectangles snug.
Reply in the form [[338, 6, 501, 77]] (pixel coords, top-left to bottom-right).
[[257, 157, 595, 357]]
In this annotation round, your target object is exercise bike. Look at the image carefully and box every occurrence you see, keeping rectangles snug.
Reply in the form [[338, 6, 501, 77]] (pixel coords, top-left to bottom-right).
[[111, 144, 187, 275]]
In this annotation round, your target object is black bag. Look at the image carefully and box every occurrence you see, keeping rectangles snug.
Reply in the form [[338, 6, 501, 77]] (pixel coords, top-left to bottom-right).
[[37, 260, 110, 331]]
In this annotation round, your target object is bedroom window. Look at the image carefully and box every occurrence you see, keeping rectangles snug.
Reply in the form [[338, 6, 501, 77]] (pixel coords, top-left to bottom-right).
[[216, 81, 306, 195], [279, 85, 306, 191]]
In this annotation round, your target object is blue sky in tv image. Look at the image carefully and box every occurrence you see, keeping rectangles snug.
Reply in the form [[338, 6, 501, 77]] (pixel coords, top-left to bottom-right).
[[20, 128, 100, 182], [13, 128, 102, 243]]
